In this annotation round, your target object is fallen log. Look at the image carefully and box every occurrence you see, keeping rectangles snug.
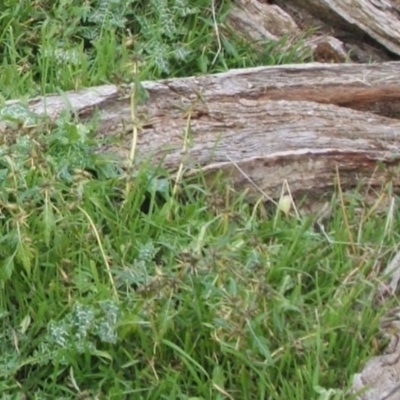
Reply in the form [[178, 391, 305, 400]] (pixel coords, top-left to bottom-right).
[[295, 0, 400, 56], [2, 62, 400, 200], [228, 0, 398, 63]]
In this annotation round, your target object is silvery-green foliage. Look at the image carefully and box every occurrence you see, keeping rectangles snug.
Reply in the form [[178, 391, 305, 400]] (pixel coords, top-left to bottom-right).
[[36, 300, 121, 365], [81, 0, 136, 40], [133, 0, 201, 74], [138, 241, 157, 264]]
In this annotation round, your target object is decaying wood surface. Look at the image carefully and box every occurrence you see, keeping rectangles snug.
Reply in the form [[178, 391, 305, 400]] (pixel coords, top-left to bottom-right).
[[2, 61, 400, 201], [229, 0, 400, 63], [303, 0, 400, 55]]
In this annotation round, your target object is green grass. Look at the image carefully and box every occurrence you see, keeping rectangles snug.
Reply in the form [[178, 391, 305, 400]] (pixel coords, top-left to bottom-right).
[[0, 114, 397, 400], [0, 0, 308, 99], [0, 0, 397, 399]]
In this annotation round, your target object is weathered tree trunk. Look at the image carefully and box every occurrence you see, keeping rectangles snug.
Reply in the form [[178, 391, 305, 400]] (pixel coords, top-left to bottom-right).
[[229, 0, 400, 63], [3, 62, 400, 200], [292, 0, 400, 55]]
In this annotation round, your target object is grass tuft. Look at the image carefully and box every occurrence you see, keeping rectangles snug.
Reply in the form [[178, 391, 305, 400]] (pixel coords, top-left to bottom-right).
[[0, 0, 308, 98], [0, 114, 397, 398], [0, 1, 397, 399]]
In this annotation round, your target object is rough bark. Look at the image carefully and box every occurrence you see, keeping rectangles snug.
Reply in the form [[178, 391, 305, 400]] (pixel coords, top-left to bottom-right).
[[229, 0, 400, 63], [304, 0, 400, 55], [2, 62, 400, 201]]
